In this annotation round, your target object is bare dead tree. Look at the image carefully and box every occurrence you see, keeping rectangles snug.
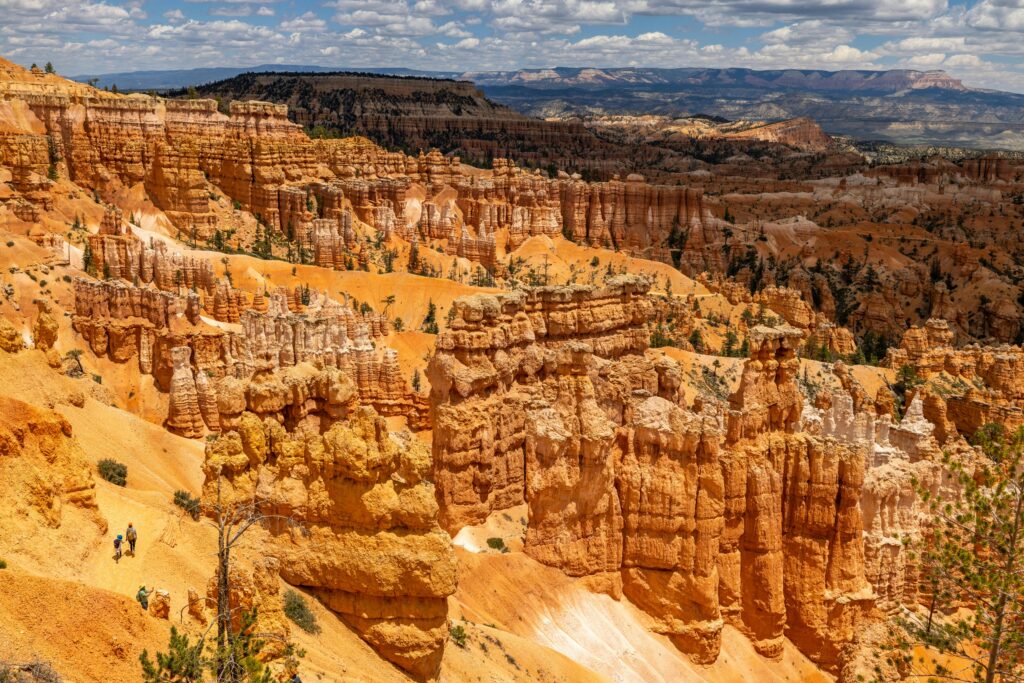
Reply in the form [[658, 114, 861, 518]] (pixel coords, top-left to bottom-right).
[[205, 469, 303, 683]]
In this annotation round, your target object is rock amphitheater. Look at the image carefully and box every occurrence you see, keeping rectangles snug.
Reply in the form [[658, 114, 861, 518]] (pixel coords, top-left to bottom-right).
[[0, 54, 1020, 683]]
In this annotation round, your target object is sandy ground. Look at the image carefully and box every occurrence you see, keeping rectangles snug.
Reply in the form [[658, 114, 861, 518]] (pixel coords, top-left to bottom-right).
[[511, 235, 708, 297]]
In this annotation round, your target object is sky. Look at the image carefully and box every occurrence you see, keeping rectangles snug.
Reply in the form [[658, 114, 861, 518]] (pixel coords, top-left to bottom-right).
[[3, 0, 1024, 90]]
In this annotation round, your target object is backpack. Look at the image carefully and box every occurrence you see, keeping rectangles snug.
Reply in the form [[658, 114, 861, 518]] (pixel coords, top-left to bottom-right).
[[113, 538, 122, 549], [126, 528, 137, 541]]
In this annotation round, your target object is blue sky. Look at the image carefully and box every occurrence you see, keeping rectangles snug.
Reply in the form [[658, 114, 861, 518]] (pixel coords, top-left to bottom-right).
[[3, 0, 1024, 90]]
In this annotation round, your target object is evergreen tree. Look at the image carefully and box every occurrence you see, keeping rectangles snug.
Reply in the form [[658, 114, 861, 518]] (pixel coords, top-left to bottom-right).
[[139, 627, 204, 682], [412, 368, 421, 392], [421, 300, 438, 334], [688, 329, 704, 354], [722, 330, 738, 357], [888, 423, 1024, 683], [82, 241, 95, 276], [44, 62, 54, 74]]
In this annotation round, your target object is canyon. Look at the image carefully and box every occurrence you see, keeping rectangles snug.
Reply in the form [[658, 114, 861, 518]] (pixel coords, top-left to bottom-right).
[[0, 53, 1014, 683]]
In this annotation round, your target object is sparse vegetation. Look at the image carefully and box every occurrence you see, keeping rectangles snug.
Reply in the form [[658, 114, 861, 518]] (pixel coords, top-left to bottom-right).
[[173, 490, 201, 520], [449, 624, 467, 648], [486, 537, 508, 553], [880, 423, 1024, 683], [97, 458, 127, 487], [421, 300, 439, 334], [283, 589, 321, 635]]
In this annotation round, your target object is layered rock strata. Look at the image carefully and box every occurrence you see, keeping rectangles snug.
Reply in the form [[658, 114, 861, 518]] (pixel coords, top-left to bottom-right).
[[429, 279, 872, 671], [1, 60, 716, 268], [802, 389, 970, 616], [203, 406, 456, 680]]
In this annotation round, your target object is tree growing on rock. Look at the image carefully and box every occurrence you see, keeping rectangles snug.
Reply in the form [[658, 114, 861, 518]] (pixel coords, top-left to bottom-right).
[[883, 423, 1024, 683]]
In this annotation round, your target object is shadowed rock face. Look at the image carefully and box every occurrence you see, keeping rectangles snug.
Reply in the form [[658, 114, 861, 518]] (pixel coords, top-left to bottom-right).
[[429, 279, 873, 671], [203, 406, 456, 680]]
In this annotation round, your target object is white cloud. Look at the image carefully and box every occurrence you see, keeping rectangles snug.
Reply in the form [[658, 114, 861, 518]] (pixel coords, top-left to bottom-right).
[[6, 0, 1024, 94], [905, 51, 947, 66], [280, 11, 326, 31], [967, 0, 1024, 29], [445, 36, 480, 48], [944, 53, 984, 67]]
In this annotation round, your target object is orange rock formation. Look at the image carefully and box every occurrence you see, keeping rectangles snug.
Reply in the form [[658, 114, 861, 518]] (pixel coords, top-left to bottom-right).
[[429, 278, 873, 671], [203, 405, 456, 680]]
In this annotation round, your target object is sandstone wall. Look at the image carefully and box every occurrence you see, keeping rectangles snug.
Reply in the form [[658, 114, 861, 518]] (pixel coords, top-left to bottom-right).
[[2, 62, 718, 270], [429, 279, 873, 671], [203, 406, 456, 680]]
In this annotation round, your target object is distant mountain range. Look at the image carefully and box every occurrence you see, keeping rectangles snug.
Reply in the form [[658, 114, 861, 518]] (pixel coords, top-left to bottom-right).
[[464, 66, 970, 93], [71, 65, 1024, 150], [72, 64, 457, 91]]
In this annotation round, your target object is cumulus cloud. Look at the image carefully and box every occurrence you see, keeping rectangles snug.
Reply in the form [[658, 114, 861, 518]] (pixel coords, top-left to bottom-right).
[[944, 53, 985, 67], [4, 0, 1024, 92], [904, 51, 947, 66], [280, 11, 326, 31]]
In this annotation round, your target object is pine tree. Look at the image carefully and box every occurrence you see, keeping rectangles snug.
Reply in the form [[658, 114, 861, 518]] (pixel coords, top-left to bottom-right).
[[722, 330, 738, 357], [412, 368, 421, 392], [688, 329, 704, 354], [82, 241, 95, 276], [888, 423, 1024, 683], [139, 627, 204, 682], [421, 300, 438, 334]]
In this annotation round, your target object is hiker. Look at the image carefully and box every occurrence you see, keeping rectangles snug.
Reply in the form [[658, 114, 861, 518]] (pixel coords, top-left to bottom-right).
[[113, 534, 123, 562], [125, 522, 138, 556], [136, 585, 153, 610]]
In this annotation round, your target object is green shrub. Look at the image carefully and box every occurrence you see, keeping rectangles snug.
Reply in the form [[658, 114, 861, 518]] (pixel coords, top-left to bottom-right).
[[0, 558, 7, 569], [5, 241, 12, 247], [97, 458, 127, 486], [449, 624, 467, 648], [173, 490, 201, 520], [283, 589, 320, 634], [486, 537, 508, 553]]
